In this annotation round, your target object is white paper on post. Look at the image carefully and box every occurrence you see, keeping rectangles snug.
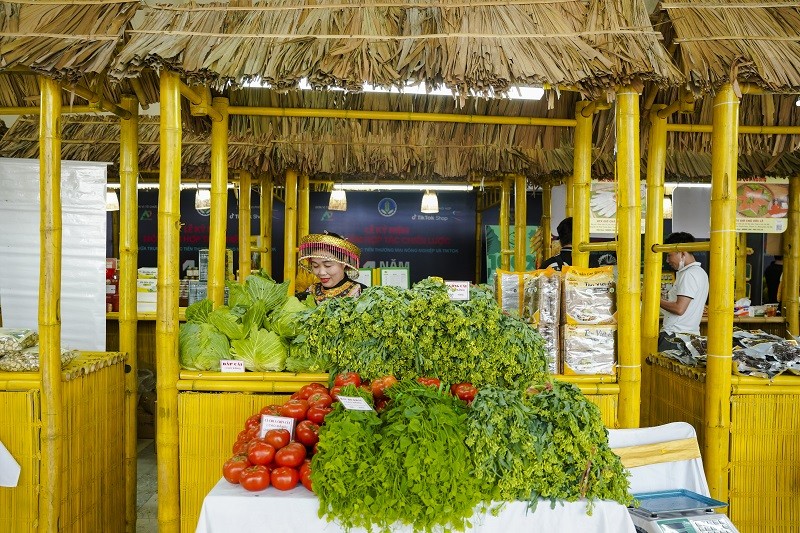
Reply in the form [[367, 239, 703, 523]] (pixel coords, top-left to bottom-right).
[[337, 395, 374, 411], [0, 439, 21, 488], [259, 415, 295, 438]]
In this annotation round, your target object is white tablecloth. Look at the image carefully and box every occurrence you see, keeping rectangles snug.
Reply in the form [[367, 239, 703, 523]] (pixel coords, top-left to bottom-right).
[[196, 478, 636, 533]]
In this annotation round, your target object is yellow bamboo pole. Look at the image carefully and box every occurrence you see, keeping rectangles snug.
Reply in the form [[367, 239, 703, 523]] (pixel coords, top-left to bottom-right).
[[119, 95, 139, 533], [298, 173, 310, 242], [704, 83, 739, 503], [284, 169, 298, 294], [734, 233, 748, 301], [37, 75, 63, 533], [514, 174, 527, 272], [499, 177, 512, 271], [784, 176, 800, 336], [156, 71, 182, 533], [565, 176, 574, 217], [541, 183, 552, 266], [616, 86, 641, 429], [475, 209, 483, 283], [238, 170, 252, 281], [573, 102, 592, 268], [667, 123, 800, 134], [208, 97, 229, 306], [260, 176, 274, 275], [642, 105, 667, 428]]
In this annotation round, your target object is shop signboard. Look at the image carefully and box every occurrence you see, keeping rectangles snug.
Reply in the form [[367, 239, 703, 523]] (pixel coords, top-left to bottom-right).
[[735, 177, 788, 233]]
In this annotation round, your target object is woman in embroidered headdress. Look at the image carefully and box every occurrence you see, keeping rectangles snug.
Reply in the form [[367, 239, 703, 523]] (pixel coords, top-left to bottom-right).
[[297, 232, 366, 304]]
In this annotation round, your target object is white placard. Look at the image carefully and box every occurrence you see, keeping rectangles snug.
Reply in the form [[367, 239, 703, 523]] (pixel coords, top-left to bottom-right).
[[220, 360, 245, 373], [259, 415, 295, 439], [336, 395, 374, 411], [380, 267, 410, 289], [445, 281, 470, 301]]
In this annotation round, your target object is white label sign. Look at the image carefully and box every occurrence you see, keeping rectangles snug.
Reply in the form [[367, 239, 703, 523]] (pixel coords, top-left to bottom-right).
[[445, 281, 470, 301], [337, 395, 374, 411], [259, 415, 295, 439], [220, 360, 245, 373]]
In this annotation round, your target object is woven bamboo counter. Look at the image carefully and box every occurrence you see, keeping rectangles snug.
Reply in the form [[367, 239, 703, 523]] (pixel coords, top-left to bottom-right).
[[645, 353, 800, 532], [175, 370, 619, 532], [0, 351, 126, 533]]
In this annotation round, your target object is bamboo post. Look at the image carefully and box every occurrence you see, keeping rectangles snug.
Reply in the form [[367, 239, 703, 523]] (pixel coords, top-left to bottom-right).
[[284, 169, 298, 294], [704, 82, 739, 503], [500, 176, 512, 271], [208, 97, 229, 306], [119, 94, 139, 533], [573, 102, 592, 268], [475, 209, 483, 283], [735, 233, 748, 301], [642, 105, 667, 427], [514, 174, 527, 272], [238, 170, 252, 281], [260, 176, 274, 275], [298, 173, 310, 242], [541, 184, 552, 265], [156, 71, 182, 533], [564, 176, 574, 218], [784, 176, 800, 336], [615, 86, 641, 429], [38, 75, 63, 533]]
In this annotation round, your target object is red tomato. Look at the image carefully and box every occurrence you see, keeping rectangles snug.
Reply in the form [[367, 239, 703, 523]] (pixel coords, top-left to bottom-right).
[[271, 466, 299, 491], [239, 465, 271, 492], [259, 404, 281, 416], [301, 464, 313, 491], [297, 383, 328, 399], [307, 392, 333, 409], [371, 375, 398, 400], [306, 405, 332, 425], [275, 442, 307, 468], [416, 377, 441, 388], [334, 372, 361, 388], [232, 437, 250, 456], [244, 414, 261, 432], [246, 439, 276, 466], [290, 391, 303, 400], [295, 420, 320, 447], [222, 455, 251, 484], [279, 399, 309, 421], [450, 382, 478, 403], [375, 398, 389, 412], [264, 429, 291, 450], [329, 385, 343, 399]]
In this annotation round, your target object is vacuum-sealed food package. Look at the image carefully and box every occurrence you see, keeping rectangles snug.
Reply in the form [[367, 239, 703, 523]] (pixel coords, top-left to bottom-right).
[[562, 324, 616, 375], [562, 266, 616, 325]]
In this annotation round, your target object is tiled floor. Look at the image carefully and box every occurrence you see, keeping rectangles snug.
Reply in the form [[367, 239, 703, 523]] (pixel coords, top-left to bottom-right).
[[136, 439, 159, 533]]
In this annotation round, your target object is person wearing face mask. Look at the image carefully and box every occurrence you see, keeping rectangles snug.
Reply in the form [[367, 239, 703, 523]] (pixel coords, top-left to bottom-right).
[[297, 232, 367, 304], [659, 232, 709, 348]]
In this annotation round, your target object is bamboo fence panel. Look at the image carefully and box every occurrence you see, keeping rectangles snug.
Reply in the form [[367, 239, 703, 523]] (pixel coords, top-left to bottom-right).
[[0, 352, 125, 533], [645, 355, 706, 446], [584, 393, 619, 428]]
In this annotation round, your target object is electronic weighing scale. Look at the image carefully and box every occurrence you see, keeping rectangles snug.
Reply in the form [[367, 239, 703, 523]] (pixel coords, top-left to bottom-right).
[[628, 490, 740, 533]]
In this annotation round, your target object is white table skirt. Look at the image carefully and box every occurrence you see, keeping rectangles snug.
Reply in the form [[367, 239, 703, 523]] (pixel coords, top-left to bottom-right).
[[196, 478, 636, 533]]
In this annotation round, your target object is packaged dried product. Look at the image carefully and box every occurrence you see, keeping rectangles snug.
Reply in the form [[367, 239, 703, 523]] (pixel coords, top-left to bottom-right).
[[562, 324, 616, 375], [0, 328, 39, 355], [562, 266, 616, 325], [0, 346, 78, 372], [535, 321, 560, 374], [495, 269, 540, 318]]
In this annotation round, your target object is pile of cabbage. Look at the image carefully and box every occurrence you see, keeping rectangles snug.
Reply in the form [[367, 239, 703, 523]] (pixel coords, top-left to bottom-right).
[[178, 272, 313, 372]]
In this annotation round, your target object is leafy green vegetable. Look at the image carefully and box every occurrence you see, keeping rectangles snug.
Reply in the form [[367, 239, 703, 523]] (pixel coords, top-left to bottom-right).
[[229, 328, 287, 371], [208, 306, 246, 340], [185, 299, 213, 324], [270, 296, 312, 338], [178, 322, 229, 371], [243, 273, 288, 312], [241, 300, 267, 338]]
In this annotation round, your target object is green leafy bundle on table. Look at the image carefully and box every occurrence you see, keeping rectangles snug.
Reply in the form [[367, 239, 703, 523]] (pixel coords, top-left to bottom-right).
[[465, 380, 633, 512], [178, 271, 314, 371], [288, 279, 547, 390], [313, 381, 486, 532]]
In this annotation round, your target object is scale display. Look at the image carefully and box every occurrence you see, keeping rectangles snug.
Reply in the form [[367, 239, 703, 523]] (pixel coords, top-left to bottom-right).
[[629, 490, 740, 533]]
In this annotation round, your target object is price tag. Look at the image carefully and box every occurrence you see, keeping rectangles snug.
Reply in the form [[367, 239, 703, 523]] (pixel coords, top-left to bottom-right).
[[445, 281, 470, 301], [220, 360, 245, 373], [337, 395, 374, 411], [259, 415, 295, 439]]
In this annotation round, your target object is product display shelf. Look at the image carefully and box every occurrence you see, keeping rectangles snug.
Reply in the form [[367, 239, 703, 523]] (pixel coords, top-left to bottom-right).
[[0, 352, 126, 533], [699, 316, 786, 337], [106, 308, 187, 369], [177, 371, 327, 533], [645, 353, 800, 532]]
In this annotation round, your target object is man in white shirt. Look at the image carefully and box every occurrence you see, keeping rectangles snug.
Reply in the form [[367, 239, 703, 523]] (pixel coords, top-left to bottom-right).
[[659, 232, 709, 348]]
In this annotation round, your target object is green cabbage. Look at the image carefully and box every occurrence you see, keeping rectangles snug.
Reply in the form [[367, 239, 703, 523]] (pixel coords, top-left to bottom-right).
[[226, 281, 252, 308], [186, 299, 213, 324], [178, 323, 230, 371], [208, 306, 246, 340], [230, 329, 287, 371], [270, 296, 311, 338], [242, 300, 267, 337], [244, 274, 289, 312]]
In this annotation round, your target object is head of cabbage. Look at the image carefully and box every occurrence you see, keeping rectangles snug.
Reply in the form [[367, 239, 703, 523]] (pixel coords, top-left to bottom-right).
[[178, 322, 230, 371]]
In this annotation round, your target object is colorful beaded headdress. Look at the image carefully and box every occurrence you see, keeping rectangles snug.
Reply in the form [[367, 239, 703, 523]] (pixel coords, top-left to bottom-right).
[[298, 232, 361, 276]]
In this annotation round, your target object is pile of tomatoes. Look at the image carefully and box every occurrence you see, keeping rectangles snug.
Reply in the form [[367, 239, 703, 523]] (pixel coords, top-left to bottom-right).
[[221, 372, 479, 493]]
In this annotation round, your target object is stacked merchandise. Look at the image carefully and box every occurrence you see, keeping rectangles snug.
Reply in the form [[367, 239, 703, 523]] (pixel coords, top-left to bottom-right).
[[561, 266, 617, 375], [137, 267, 158, 312], [106, 258, 119, 312], [0, 327, 77, 371]]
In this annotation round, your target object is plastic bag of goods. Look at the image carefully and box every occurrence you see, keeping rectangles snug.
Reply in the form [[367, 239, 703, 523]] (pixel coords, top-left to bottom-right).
[[536, 321, 560, 374], [0, 346, 79, 372], [562, 324, 616, 375], [562, 266, 616, 325], [524, 268, 561, 325], [495, 270, 524, 317], [0, 328, 39, 356]]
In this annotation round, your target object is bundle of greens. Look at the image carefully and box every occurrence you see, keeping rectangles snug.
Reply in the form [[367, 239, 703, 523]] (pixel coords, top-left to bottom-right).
[[288, 279, 547, 390]]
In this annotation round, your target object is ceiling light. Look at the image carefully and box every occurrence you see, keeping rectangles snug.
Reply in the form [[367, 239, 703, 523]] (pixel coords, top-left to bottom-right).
[[796, 96, 800, 107], [334, 183, 472, 192], [195, 189, 211, 211], [328, 189, 347, 211], [105, 190, 119, 211], [420, 190, 439, 214]]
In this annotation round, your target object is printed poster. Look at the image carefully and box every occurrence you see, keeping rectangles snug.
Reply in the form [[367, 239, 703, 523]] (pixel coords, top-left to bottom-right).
[[735, 178, 788, 233]]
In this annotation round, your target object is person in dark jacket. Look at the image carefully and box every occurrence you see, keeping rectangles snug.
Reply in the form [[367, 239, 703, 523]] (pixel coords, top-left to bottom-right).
[[540, 217, 573, 270], [764, 255, 783, 303]]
